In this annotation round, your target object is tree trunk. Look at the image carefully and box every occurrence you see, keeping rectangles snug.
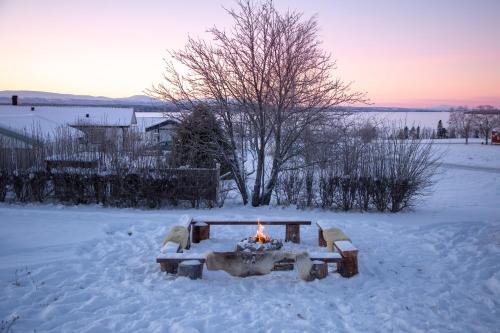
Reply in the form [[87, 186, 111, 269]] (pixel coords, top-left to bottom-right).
[[261, 162, 279, 205], [227, 125, 249, 205], [252, 143, 265, 207], [261, 123, 282, 205], [305, 170, 313, 207], [231, 160, 248, 205]]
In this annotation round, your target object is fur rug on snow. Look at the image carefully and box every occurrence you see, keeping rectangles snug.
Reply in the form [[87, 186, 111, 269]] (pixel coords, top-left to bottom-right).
[[206, 250, 313, 280]]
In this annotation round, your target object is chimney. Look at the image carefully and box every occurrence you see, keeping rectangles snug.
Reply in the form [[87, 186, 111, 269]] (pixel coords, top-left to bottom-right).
[[12, 95, 18, 106]]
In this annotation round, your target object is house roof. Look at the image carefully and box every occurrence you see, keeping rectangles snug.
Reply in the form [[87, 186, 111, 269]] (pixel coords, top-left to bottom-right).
[[0, 105, 136, 139], [145, 119, 179, 132], [135, 111, 182, 131]]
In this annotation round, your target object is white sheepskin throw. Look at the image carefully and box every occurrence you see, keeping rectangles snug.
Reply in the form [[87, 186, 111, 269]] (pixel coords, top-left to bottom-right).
[[206, 251, 313, 281], [162, 225, 189, 249], [322, 227, 350, 252]]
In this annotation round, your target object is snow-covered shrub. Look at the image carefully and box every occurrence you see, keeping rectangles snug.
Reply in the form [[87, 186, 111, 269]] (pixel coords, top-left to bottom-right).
[[0, 171, 8, 202], [274, 169, 304, 206], [274, 121, 440, 212]]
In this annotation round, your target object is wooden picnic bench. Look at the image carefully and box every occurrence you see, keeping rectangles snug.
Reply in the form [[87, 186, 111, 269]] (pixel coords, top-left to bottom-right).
[[316, 221, 358, 277], [190, 219, 311, 244]]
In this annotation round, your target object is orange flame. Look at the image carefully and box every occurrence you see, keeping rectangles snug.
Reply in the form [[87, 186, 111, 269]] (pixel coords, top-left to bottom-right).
[[255, 221, 270, 243]]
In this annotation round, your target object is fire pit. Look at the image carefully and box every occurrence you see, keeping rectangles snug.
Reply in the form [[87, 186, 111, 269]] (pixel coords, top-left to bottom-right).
[[236, 222, 283, 252], [203, 222, 288, 276]]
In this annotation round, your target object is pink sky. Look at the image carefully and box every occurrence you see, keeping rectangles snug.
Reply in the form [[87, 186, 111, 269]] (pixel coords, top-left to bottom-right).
[[0, 0, 499, 108]]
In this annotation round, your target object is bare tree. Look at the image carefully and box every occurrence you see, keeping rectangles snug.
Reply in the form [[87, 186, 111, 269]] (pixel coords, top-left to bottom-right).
[[149, 0, 365, 206], [449, 106, 475, 144], [473, 105, 500, 145]]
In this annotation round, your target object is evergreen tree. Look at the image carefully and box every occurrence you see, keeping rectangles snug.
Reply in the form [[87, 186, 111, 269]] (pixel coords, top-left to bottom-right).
[[437, 120, 444, 139], [170, 104, 231, 171]]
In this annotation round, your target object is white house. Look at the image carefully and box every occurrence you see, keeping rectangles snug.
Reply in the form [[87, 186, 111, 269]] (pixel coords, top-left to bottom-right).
[[0, 100, 136, 148]]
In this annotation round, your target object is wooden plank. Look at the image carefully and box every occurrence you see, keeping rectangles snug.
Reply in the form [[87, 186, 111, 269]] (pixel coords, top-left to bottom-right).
[[157, 252, 205, 260], [160, 241, 181, 254], [334, 240, 358, 254], [192, 220, 311, 226], [158, 252, 341, 262], [309, 252, 342, 262], [157, 257, 207, 264]]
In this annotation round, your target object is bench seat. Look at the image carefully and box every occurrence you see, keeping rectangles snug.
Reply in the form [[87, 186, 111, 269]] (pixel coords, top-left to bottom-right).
[[190, 219, 311, 244]]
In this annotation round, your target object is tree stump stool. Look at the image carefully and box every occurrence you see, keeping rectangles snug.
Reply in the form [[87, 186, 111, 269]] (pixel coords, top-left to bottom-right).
[[177, 260, 203, 280], [192, 222, 210, 243], [307, 260, 328, 281]]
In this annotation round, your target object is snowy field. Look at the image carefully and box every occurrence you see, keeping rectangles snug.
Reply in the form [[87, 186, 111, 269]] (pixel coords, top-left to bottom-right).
[[1, 144, 499, 332], [436, 140, 500, 170]]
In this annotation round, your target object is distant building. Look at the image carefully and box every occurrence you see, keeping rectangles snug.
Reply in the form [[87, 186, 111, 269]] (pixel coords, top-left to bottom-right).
[[135, 111, 181, 150], [492, 130, 500, 145], [145, 119, 179, 150], [0, 96, 136, 148]]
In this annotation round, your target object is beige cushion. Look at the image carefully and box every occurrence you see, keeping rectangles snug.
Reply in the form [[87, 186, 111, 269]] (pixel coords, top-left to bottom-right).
[[322, 227, 350, 252]]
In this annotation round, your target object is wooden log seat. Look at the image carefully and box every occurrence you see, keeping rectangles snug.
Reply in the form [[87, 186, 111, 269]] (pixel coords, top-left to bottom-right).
[[334, 240, 359, 278], [191, 222, 210, 243], [307, 260, 329, 281], [177, 260, 204, 280]]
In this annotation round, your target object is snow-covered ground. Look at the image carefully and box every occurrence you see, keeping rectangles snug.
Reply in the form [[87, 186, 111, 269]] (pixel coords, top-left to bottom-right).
[[436, 140, 500, 169], [1, 144, 499, 332]]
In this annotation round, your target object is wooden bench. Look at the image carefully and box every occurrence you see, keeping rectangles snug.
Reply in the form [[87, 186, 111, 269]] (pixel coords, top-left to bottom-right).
[[156, 250, 343, 274], [316, 221, 359, 277], [157, 216, 358, 278], [190, 220, 311, 244]]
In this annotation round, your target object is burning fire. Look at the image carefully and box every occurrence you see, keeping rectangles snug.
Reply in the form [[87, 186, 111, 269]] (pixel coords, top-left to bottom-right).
[[255, 221, 270, 243]]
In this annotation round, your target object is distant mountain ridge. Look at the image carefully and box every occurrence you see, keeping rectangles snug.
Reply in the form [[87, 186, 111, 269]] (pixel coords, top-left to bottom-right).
[[0, 90, 173, 112], [0, 90, 450, 112], [0, 90, 164, 105]]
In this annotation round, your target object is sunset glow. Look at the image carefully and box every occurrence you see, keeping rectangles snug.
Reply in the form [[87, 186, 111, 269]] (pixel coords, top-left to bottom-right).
[[1, 0, 499, 108]]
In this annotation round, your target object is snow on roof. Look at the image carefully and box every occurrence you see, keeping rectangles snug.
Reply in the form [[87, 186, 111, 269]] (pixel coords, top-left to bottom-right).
[[135, 111, 182, 131], [0, 105, 135, 138]]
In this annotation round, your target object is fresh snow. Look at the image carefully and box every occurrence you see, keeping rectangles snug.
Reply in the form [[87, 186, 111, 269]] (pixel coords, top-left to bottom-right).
[[0, 144, 499, 332], [0, 105, 135, 139]]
